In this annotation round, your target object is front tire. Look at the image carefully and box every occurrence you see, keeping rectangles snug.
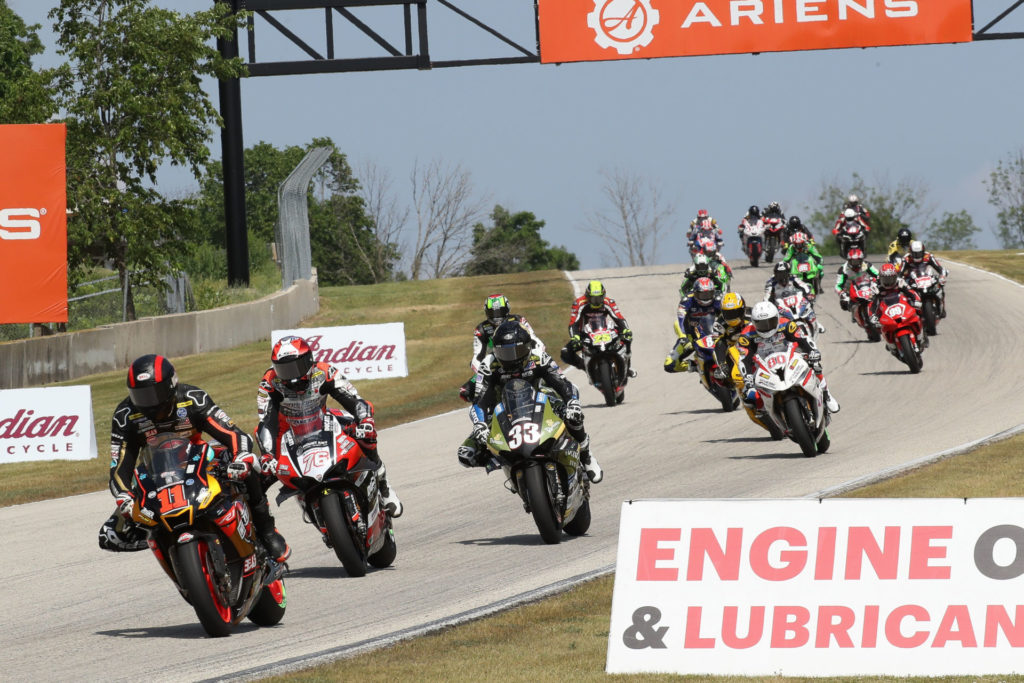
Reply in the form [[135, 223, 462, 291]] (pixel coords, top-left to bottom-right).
[[563, 499, 591, 537], [523, 465, 561, 544], [597, 360, 617, 407], [321, 491, 368, 577], [783, 397, 817, 458], [899, 334, 922, 374], [173, 540, 234, 637]]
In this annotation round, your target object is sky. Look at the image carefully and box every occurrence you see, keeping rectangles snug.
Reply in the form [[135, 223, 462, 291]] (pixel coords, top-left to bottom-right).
[[10, 1, 1024, 269]]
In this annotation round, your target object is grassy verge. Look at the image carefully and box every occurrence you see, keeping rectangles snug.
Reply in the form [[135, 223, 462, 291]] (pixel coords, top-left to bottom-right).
[[261, 252, 1024, 683], [0, 270, 572, 507]]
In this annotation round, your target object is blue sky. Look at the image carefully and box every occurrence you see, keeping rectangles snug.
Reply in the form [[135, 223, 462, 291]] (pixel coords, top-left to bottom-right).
[[11, 1, 1024, 268]]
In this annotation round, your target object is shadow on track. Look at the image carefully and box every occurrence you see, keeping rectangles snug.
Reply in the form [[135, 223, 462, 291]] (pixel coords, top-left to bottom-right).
[[456, 534, 580, 547], [97, 621, 258, 639]]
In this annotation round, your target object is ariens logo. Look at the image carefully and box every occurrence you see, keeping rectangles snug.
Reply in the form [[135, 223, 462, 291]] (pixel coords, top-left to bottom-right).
[[0, 207, 44, 240], [588, 0, 660, 55]]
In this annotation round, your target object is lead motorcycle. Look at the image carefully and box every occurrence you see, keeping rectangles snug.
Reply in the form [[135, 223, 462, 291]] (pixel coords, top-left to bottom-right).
[[579, 311, 630, 406], [481, 378, 592, 544], [129, 433, 287, 637], [270, 399, 397, 577], [750, 342, 831, 457]]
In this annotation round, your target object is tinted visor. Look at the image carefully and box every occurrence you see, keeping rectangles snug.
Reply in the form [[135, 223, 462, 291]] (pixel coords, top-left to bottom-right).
[[587, 294, 604, 308], [695, 290, 714, 306], [128, 383, 172, 410], [754, 315, 778, 334], [273, 353, 313, 381], [722, 307, 744, 323], [493, 341, 528, 366], [880, 273, 897, 287]]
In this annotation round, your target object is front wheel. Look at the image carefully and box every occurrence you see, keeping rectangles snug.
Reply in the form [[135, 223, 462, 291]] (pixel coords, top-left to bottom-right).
[[898, 334, 922, 374], [783, 397, 817, 458], [923, 300, 938, 335], [321, 491, 368, 577], [173, 540, 234, 637], [523, 465, 561, 544], [598, 359, 617, 407]]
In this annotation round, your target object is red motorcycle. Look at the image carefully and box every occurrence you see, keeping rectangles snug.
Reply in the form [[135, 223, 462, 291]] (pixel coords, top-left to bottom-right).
[[271, 400, 397, 577], [762, 216, 785, 262], [877, 291, 925, 373], [845, 273, 879, 342]]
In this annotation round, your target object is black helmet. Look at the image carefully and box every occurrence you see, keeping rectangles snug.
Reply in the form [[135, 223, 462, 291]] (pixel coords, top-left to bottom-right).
[[896, 228, 913, 248], [127, 354, 178, 420], [272, 335, 314, 391], [787, 215, 802, 229], [492, 320, 533, 371], [774, 261, 790, 280], [484, 294, 510, 323], [748, 205, 760, 218]]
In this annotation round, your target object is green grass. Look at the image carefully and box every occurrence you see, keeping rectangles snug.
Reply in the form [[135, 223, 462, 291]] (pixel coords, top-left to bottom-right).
[[938, 249, 1024, 285], [0, 270, 572, 507]]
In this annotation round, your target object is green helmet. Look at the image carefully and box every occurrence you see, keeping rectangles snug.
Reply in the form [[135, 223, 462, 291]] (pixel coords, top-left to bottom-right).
[[484, 294, 510, 323]]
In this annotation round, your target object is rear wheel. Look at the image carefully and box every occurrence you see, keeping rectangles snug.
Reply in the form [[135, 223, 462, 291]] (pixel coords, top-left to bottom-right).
[[923, 300, 938, 335], [598, 360, 616, 407], [899, 335, 922, 374], [563, 499, 591, 537], [173, 541, 234, 637], [783, 397, 817, 458], [247, 579, 286, 627], [321, 491, 368, 577], [523, 465, 561, 544], [867, 326, 881, 343], [816, 429, 831, 454]]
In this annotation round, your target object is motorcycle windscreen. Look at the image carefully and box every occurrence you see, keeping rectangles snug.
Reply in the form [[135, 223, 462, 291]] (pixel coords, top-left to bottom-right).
[[280, 395, 327, 442], [501, 378, 538, 422], [138, 433, 192, 485]]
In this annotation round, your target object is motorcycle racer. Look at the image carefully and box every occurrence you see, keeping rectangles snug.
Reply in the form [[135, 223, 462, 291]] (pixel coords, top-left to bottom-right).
[[898, 240, 949, 319], [868, 262, 923, 331], [688, 208, 724, 253], [256, 336, 403, 518], [460, 294, 544, 403], [99, 355, 291, 562], [844, 194, 872, 226], [835, 248, 880, 311], [664, 277, 721, 373], [763, 201, 785, 223], [738, 205, 761, 249], [679, 253, 715, 298], [783, 232, 824, 293], [460, 320, 603, 483], [783, 215, 814, 245], [764, 261, 814, 302], [887, 227, 914, 265], [736, 302, 841, 414], [561, 280, 634, 377]]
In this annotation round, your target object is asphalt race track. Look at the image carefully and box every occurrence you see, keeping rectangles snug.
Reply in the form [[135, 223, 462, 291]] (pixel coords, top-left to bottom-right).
[[2, 257, 1021, 682]]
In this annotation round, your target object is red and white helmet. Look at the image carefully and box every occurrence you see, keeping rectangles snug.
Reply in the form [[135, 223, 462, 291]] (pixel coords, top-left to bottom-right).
[[878, 263, 899, 289], [846, 248, 865, 269], [272, 336, 314, 388], [697, 209, 709, 220]]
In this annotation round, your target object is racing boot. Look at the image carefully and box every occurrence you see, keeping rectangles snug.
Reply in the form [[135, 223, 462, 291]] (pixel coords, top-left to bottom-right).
[[823, 388, 841, 414], [377, 463, 403, 518], [251, 500, 290, 562], [578, 435, 603, 483]]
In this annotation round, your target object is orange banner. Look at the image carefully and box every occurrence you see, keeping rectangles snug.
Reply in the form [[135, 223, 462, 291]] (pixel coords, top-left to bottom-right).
[[539, 0, 973, 64], [0, 124, 67, 323]]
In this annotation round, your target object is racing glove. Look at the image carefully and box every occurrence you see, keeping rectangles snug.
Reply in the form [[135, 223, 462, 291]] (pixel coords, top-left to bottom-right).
[[567, 335, 582, 352], [622, 329, 633, 343], [227, 451, 257, 480], [564, 399, 584, 427], [472, 421, 489, 445], [354, 416, 377, 442], [115, 492, 135, 519]]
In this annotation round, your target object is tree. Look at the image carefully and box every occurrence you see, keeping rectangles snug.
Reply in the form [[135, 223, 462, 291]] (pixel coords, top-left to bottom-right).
[[923, 210, 980, 250], [584, 169, 674, 267], [408, 160, 487, 280], [466, 205, 580, 276], [985, 147, 1024, 248], [806, 172, 933, 256], [355, 161, 409, 283], [0, 2, 57, 123], [50, 0, 246, 319]]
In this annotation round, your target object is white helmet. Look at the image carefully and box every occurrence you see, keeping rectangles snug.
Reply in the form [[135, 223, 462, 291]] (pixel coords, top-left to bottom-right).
[[843, 208, 857, 220], [751, 301, 780, 339], [848, 194, 859, 204]]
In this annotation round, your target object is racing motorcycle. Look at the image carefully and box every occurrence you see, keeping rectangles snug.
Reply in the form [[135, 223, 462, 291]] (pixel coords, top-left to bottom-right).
[[835, 219, 867, 259], [701, 243, 733, 292], [904, 264, 944, 335], [788, 251, 823, 295], [689, 314, 739, 412], [270, 400, 397, 577], [579, 311, 629, 406], [774, 288, 821, 342], [876, 291, 926, 373], [480, 378, 591, 544], [742, 219, 765, 267], [844, 273, 880, 342], [129, 433, 287, 637], [750, 342, 831, 457], [762, 216, 785, 263]]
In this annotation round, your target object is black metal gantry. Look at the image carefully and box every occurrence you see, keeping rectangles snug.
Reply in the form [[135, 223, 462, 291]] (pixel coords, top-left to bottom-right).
[[216, 0, 539, 285], [217, 0, 1023, 284]]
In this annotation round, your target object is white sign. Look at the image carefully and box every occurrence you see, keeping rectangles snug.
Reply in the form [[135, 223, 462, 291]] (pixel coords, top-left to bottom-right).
[[0, 385, 97, 463], [607, 498, 1024, 677], [272, 323, 408, 379]]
